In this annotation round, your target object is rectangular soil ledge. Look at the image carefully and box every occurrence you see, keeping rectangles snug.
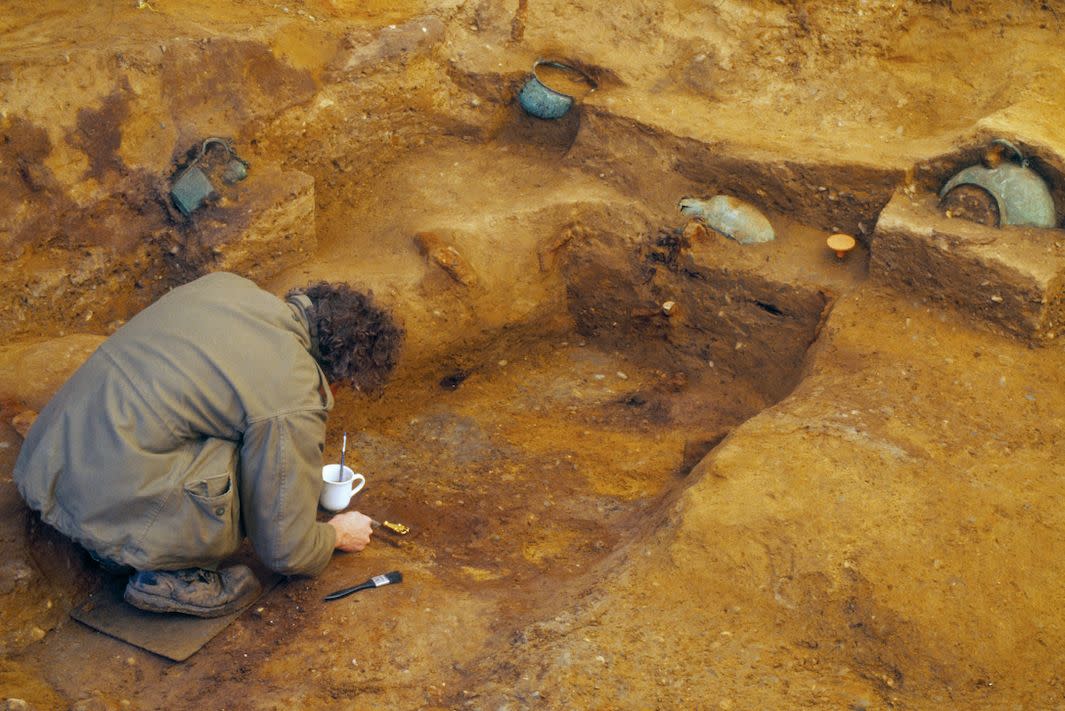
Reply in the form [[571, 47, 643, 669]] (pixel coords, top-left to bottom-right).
[[870, 190, 1065, 344]]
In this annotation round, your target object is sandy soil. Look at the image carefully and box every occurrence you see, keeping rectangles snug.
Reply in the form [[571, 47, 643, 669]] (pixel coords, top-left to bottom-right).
[[2, 1, 1065, 709]]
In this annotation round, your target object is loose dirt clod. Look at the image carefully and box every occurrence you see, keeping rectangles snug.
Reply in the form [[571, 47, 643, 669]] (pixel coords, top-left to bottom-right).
[[413, 231, 479, 286], [11, 412, 37, 440]]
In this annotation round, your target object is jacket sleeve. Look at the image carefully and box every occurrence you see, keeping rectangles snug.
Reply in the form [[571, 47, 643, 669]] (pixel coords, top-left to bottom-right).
[[239, 409, 336, 576]]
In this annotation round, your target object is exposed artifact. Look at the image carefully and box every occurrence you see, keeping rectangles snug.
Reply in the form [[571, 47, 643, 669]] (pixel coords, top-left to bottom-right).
[[679, 195, 775, 244], [170, 137, 250, 216], [939, 139, 1056, 228], [371, 519, 411, 535], [518, 60, 596, 120], [826, 233, 856, 259]]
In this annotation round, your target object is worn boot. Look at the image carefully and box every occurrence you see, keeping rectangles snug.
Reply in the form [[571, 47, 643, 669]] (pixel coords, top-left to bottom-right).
[[124, 565, 261, 618]]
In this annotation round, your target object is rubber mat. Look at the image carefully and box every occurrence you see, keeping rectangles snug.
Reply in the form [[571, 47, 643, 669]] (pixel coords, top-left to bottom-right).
[[70, 563, 282, 662]]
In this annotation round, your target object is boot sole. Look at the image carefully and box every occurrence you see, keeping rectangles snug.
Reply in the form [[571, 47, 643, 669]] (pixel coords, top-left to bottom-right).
[[124, 580, 262, 618]]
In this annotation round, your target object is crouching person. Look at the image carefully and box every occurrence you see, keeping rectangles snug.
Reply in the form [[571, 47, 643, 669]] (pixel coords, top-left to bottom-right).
[[13, 272, 402, 617]]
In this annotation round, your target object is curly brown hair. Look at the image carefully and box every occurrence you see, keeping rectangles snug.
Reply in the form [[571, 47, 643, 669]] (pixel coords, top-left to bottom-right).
[[290, 282, 402, 391]]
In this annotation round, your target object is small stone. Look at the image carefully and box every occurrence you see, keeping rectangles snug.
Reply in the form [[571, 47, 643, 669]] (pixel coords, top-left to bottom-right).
[[593, 374, 606, 381], [990, 295, 1003, 303], [0, 699, 32, 711], [616, 371, 628, 380], [662, 301, 677, 315], [498, 360, 507, 367], [0, 560, 32, 594], [29, 626, 45, 641], [70, 699, 113, 711]]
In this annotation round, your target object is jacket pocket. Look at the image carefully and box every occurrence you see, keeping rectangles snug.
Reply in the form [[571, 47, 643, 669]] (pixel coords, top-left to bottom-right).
[[139, 438, 242, 569], [186, 472, 232, 500]]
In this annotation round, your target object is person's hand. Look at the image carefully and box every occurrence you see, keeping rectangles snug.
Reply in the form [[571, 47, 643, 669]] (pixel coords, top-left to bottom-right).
[[328, 511, 373, 552]]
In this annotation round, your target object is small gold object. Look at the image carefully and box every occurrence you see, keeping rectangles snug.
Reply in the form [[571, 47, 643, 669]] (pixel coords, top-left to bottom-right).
[[371, 519, 410, 535]]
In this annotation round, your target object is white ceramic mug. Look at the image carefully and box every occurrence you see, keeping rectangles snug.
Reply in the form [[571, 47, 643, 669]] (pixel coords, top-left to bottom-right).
[[319, 464, 366, 512]]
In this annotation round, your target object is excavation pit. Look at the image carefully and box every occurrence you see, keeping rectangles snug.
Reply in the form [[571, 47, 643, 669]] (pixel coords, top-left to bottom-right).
[[0, 129, 859, 706]]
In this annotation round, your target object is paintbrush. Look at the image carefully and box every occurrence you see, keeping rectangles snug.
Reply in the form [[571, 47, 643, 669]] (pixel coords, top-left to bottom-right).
[[323, 571, 403, 601]]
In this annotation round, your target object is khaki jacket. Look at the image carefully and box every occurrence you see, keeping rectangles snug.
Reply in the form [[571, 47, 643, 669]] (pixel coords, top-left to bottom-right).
[[14, 272, 337, 575]]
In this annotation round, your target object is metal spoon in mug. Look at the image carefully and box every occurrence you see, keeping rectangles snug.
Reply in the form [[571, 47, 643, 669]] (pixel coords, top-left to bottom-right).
[[338, 432, 347, 482]]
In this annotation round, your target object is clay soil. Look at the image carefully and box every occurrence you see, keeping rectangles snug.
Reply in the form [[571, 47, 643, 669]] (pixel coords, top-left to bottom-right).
[[3, 1, 1065, 710]]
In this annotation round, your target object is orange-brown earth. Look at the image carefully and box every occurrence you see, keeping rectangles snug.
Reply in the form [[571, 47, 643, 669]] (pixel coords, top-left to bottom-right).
[[2, 1, 1065, 709]]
